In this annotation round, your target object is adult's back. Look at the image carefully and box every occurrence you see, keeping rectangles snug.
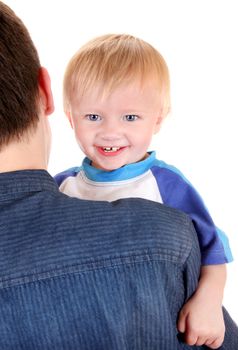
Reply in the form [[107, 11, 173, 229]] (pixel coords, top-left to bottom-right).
[[0, 169, 201, 349]]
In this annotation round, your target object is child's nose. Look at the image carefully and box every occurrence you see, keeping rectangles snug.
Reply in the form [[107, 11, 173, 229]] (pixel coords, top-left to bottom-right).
[[100, 120, 122, 141]]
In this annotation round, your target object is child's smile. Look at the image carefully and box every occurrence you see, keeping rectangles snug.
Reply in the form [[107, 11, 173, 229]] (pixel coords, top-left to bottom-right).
[[97, 146, 126, 155]]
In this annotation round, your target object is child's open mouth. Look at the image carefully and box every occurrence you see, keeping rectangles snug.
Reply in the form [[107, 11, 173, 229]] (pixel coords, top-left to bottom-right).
[[96, 146, 126, 156], [102, 147, 121, 153]]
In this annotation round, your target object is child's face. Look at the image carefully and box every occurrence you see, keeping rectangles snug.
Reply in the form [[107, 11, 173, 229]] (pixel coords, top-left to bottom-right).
[[68, 80, 162, 171]]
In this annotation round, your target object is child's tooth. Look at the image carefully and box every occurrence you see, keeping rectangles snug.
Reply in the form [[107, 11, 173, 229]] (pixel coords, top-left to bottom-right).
[[103, 147, 120, 152]]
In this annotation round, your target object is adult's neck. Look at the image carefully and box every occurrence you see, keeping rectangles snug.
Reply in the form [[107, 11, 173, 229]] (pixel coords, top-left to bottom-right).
[[0, 141, 46, 173], [0, 138, 47, 172], [0, 120, 49, 173]]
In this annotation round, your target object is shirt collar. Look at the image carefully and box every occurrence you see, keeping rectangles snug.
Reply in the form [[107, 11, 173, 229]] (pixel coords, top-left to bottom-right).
[[0, 169, 58, 196], [82, 151, 156, 182]]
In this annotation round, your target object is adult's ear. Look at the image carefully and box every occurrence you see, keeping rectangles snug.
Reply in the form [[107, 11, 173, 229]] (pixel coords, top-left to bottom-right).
[[38, 67, 55, 115]]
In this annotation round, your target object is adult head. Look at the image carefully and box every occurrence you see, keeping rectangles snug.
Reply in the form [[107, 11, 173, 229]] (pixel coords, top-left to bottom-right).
[[0, 1, 54, 170]]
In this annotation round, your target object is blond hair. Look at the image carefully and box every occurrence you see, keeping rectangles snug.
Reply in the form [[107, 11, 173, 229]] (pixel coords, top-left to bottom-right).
[[63, 34, 170, 119]]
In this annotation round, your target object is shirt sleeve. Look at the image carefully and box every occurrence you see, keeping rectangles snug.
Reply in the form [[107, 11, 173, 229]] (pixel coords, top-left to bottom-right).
[[151, 161, 233, 265], [54, 167, 80, 187]]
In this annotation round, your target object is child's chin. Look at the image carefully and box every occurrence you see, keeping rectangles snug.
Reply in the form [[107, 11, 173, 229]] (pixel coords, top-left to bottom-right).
[[101, 166, 119, 172], [91, 160, 124, 171], [91, 163, 116, 171], [100, 164, 125, 172]]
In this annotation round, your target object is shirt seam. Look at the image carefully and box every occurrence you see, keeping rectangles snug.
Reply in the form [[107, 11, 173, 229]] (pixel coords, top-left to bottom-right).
[[0, 251, 186, 290]]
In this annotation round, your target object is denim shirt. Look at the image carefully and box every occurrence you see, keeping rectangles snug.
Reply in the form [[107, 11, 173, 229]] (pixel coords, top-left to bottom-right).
[[0, 170, 237, 349]]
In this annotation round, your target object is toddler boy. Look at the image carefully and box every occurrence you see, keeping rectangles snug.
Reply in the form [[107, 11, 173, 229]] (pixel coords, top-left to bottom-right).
[[55, 34, 233, 348]]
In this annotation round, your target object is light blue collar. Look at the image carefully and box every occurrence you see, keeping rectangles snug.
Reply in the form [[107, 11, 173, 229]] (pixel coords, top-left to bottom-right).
[[82, 151, 156, 182]]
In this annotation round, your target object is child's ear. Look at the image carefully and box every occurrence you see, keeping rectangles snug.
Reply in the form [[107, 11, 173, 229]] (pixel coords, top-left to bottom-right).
[[38, 67, 54, 115], [154, 115, 162, 134], [65, 111, 74, 129]]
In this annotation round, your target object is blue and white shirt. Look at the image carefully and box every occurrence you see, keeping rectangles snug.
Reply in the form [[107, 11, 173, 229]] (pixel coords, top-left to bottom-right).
[[55, 151, 233, 265]]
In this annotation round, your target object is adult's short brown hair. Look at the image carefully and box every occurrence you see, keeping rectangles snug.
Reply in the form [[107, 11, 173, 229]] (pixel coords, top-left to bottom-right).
[[0, 1, 41, 149]]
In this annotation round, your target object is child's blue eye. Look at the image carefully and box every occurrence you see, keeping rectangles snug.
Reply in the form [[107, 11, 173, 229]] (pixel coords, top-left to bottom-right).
[[86, 114, 101, 121], [124, 115, 138, 122]]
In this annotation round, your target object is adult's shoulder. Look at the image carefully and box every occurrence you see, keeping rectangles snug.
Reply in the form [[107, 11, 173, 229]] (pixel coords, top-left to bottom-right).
[[58, 195, 198, 266]]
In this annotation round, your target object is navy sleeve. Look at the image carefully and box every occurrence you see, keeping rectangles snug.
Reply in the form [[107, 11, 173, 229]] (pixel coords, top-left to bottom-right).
[[151, 161, 233, 265]]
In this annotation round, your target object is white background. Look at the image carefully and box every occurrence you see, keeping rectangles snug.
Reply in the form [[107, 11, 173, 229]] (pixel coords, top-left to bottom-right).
[[5, 0, 238, 323]]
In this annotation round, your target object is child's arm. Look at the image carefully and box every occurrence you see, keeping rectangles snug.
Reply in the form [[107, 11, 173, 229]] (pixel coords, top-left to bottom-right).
[[177, 264, 226, 349]]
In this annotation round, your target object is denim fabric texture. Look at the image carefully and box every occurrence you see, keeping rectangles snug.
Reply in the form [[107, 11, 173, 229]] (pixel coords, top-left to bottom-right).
[[0, 170, 237, 349]]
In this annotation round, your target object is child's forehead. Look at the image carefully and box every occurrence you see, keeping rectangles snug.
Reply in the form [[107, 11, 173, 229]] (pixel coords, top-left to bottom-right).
[[75, 75, 161, 98], [71, 78, 162, 111]]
